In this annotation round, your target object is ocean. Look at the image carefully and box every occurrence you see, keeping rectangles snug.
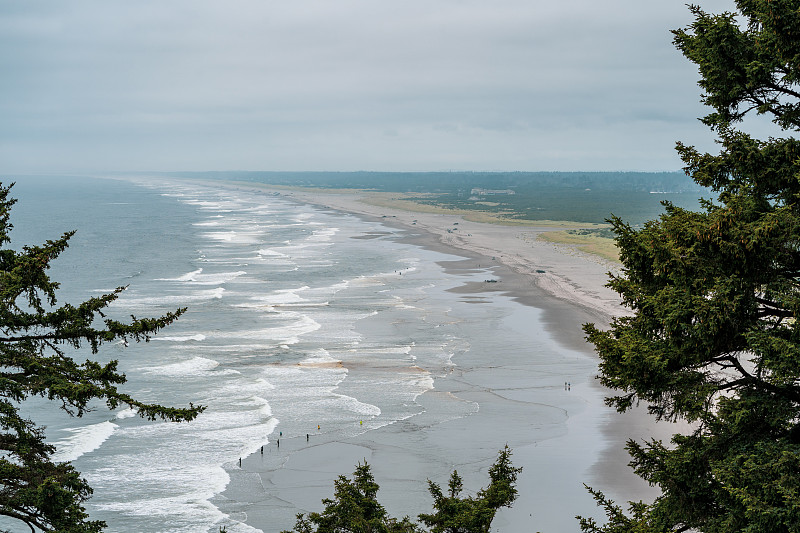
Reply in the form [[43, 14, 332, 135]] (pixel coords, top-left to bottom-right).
[[6, 175, 604, 532]]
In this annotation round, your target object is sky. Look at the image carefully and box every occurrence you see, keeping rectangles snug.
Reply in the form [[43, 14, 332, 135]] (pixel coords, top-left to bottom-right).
[[0, 0, 747, 173]]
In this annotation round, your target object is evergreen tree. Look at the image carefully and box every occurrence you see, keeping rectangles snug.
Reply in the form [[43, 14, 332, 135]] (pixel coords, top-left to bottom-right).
[[582, 1, 800, 531], [283, 446, 520, 533], [418, 445, 521, 533], [0, 183, 203, 532], [283, 462, 420, 533]]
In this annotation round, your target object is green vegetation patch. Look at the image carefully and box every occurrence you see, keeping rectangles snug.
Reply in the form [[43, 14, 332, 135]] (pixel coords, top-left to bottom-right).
[[539, 228, 619, 262]]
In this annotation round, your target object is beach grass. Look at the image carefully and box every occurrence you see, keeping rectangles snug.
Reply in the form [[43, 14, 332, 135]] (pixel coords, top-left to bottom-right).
[[539, 230, 619, 262]]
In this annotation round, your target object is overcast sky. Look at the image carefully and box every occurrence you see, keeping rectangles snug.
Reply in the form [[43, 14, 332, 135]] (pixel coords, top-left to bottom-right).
[[1, 1, 744, 173]]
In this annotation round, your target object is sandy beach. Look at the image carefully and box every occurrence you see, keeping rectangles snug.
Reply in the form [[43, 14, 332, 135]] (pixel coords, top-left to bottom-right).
[[210, 183, 676, 532]]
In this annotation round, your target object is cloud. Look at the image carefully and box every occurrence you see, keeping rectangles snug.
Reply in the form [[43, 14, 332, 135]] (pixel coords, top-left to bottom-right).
[[0, 0, 742, 172]]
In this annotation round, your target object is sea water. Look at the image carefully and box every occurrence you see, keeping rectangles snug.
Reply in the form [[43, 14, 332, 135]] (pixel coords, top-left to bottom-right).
[[5, 175, 600, 532]]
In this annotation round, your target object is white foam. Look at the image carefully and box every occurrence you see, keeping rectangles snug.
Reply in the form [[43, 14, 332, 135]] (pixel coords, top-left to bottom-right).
[[206, 314, 321, 344], [184, 343, 276, 353], [198, 271, 247, 285], [307, 227, 339, 242], [115, 408, 139, 419], [201, 231, 261, 245], [94, 481, 230, 527], [234, 301, 329, 311], [116, 287, 225, 307], [349, 276, 387, 288], [52, 421, 117, 463], [411, 373, 436, 396], [192, 220, 222, 227], [175, 268, 204, 281], [257, 248, 288, 258], [217, 523, 264, 533], [252, 396, 273, 417], [265, 315, 321, 341], [146, 356, 221, 376], [183, 200, 229, 210], [160, 269, 247, 285], [329, 394, 381, 417], [249, 286, 310, 305], [301, 348, 339, 365], [367, 345, 414, 356], [154, 334, 207, 342]]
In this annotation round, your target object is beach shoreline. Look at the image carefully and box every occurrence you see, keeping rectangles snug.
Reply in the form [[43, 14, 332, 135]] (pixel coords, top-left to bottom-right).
[[250, 184, 627, 321], [204, 180, 672, 532], [219, 182, 629, 355]]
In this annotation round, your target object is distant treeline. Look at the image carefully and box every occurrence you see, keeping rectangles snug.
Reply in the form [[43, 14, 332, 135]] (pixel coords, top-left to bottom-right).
[[165, 171, 709, 225]]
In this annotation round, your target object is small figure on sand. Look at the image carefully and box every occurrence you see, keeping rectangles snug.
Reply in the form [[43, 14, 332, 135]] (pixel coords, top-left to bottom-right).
[[317, 424, 320, 430], [260, 445, 263, 454], [239, 458, 242, 467], [306, 433, 309, 442]]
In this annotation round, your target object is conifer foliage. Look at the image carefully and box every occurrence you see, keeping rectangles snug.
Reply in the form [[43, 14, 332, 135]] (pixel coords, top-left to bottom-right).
[[0, 183, 203, 532], [582, 1, 800, 531], [283, 446, 520, 533], [418, 446, 520, 533]]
